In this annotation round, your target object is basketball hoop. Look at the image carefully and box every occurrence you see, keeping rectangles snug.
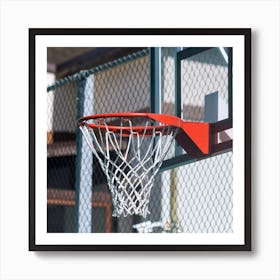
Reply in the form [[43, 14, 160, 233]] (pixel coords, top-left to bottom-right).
[[79, 113, 210, 217]]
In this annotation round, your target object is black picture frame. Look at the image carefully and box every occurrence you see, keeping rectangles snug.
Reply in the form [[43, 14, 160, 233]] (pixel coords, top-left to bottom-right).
[[29, 28, 251, 251]]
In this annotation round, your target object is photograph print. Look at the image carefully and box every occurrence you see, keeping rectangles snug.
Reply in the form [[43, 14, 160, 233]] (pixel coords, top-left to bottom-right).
[[29, 28, 251, 251]]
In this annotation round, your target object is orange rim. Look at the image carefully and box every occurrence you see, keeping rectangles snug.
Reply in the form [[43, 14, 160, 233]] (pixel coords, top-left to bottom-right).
[[78, 112, 179, 135], [79, 112, 210, 155]]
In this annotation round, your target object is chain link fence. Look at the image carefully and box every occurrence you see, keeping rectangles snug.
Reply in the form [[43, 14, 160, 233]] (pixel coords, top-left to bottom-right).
[[47, 47, 233, 234]]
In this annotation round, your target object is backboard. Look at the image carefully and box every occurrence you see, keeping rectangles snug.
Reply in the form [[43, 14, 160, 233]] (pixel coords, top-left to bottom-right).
[[158, 47, 233, 169]]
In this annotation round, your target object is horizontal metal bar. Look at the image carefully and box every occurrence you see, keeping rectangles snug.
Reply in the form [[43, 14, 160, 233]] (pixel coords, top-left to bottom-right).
[[211, 118, 232, 133], [212, 140, 232, 153], [160, 146, 232, 172], [177, 47, 213, 60]]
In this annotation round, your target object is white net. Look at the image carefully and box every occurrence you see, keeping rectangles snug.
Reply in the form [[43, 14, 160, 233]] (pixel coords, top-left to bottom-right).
[[79, 117, 178, 217]]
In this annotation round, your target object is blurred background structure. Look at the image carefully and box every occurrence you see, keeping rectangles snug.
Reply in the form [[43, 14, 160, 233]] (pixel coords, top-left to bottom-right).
[[47, 47, 233, 233]]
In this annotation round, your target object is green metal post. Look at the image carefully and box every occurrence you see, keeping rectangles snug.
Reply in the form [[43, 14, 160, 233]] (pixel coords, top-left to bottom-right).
[[75, 72, 94, 233], [150, 47, 161, 113], [174, 47, 183, 156], [149, 47, 162, 223], [228, 47, 233, 120]]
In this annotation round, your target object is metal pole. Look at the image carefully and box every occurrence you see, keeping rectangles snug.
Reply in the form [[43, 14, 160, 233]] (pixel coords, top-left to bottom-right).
[[228, 47, 233, 120], [170, 168, 178, 233], [175, 47, 183, 156], [75, 72, 94, 233], [148, 47, 162, 224], [150, 47, 161, 114]]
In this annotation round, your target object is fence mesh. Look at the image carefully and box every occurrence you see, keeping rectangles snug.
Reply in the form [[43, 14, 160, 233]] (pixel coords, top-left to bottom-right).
[[47, 47, 233, 234]]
